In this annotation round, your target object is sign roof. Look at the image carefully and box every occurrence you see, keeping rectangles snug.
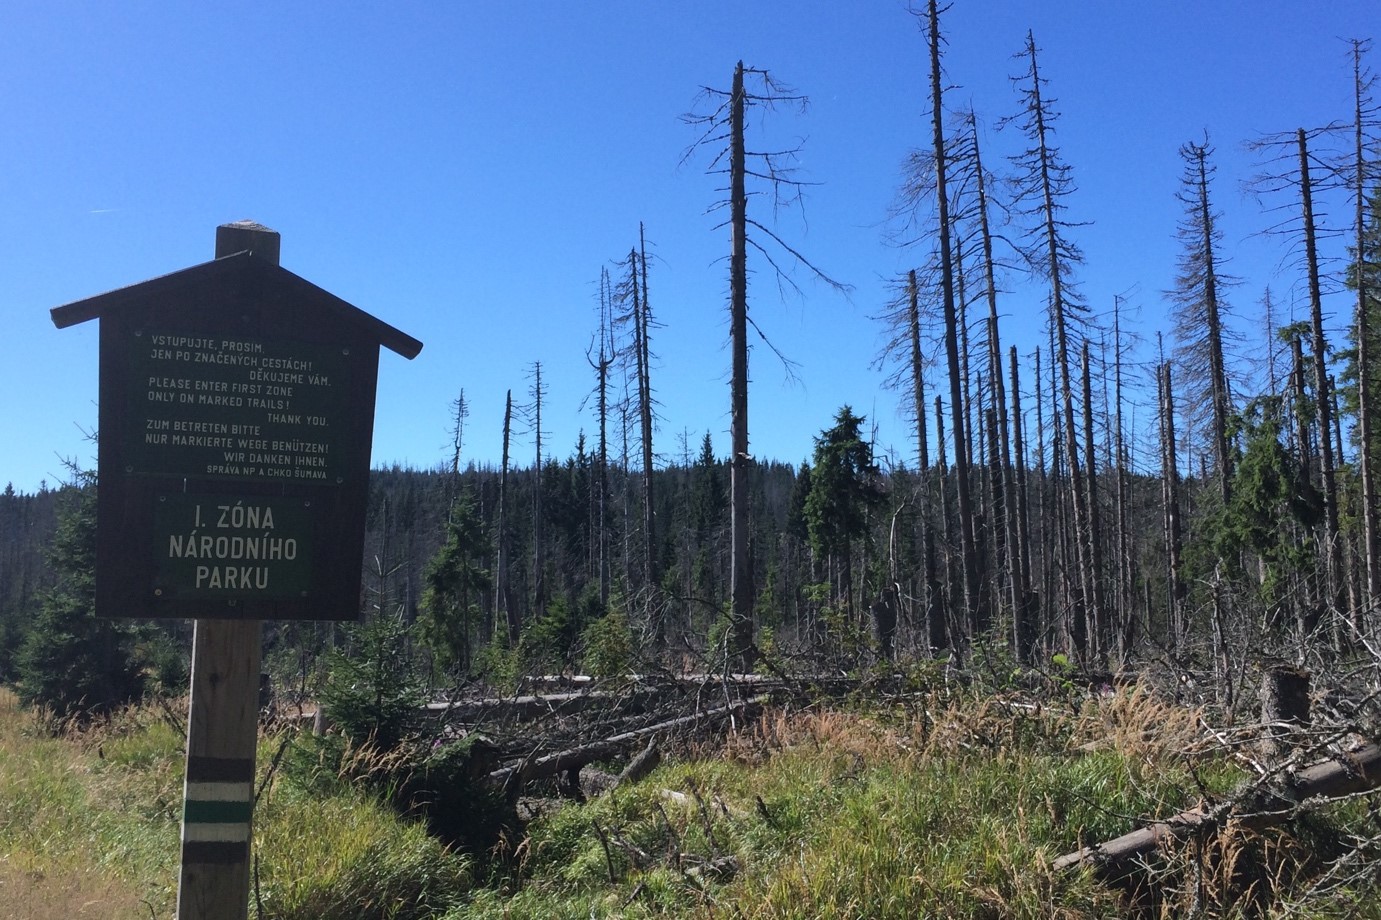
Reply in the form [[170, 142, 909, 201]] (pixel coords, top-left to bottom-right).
[[50, 249, 423, 360]]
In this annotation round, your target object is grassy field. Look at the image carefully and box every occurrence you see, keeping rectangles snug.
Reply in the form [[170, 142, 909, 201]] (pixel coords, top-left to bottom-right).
[[0, 688, 180, 917], [2, 682, 1379, 918]]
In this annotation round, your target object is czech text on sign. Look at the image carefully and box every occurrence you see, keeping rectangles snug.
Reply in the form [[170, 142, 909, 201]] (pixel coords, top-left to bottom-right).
[[128, 331, 349, 483], [154, 494, 313, 600]]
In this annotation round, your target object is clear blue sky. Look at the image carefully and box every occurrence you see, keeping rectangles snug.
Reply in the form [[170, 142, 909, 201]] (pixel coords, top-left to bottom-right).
[[2, 2, 1375, 494]]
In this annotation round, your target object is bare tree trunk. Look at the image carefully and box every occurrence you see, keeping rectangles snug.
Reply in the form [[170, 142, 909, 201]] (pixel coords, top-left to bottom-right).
[[936, 394, 963, 662], [1333, 373, 1362, 629], [1352, 44, 1380, 604], [1034, 346, 1055, 655], [1300, 128, 1345, 634], [928, 0, 982, 637], [908, 270, 945, 653], [1290, 333, 1323, 639], [1021, 32, 1094, 662], [636, 225, 661, 645], [597, 274, 612, 609], [974, 123, 1021, 658], [498, 390, 518, 645], [532, 365, 546, 617], [1047, 319, 1082, 656], [1010, 347, 1037, 661], [1159, 359, 1186, 656], [1080, 343, 1107, 661], [728, 61, 756, 671], [1112, 308, 1134, 664]]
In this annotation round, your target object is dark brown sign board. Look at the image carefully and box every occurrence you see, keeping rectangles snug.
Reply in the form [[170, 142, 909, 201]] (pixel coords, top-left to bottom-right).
[[51, 238, 422, 621]]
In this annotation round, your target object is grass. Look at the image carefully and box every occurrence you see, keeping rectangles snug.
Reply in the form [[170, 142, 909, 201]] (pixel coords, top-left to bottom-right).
[[0, 687, 178, 918], [453, 685, 1229, 919], [0, 687, 473, 919], [254, 786, 472, 920], [3, 682, 1381, 918]]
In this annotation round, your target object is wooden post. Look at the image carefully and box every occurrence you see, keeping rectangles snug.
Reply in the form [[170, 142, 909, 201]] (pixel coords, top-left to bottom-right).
[[176, 222, 280, 920]]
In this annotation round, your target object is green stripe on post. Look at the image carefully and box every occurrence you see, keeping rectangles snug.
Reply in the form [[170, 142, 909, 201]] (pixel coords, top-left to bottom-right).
[[185, 799, 253, 824]]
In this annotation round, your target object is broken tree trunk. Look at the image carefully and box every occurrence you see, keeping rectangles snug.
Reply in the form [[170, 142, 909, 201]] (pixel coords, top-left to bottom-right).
[[1260, 665, 1311, 759], [1052, 743, 1381, 880]]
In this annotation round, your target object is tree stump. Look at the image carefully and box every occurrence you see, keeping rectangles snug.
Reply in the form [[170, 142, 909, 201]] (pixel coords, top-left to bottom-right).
[[871, 585, 898, 661], [1261, 664, 1310, 758]]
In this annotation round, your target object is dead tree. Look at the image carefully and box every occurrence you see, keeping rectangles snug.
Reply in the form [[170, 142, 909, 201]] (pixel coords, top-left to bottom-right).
[[1346, 40, 1381, 604], [616, 227, 661, 642], [1054, 742, 1381, 883], [636, 226, 661, 640], [1170, 136, 1237, 507], [1009, 346, 1037, 660], [1159, 356, 1187, 654], [1080, 342, 1107, 657], [1250, 126, 1347, 637], [529, 363, 548, 617], [683, 61, 846, 671], [497, 390, 518, 645], [585, 268, 617, 608], [967, 116, 1026, 660], [1006, 30, 1096, 663], [907, 0, 982, 639], [1110, 306, 1136, 663]]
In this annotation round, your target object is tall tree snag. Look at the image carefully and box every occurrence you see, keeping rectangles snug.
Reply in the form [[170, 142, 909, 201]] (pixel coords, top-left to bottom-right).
[[924, 0, 982, 639], [1006, 30, 1095, 661], [684, 61, 844, 671]]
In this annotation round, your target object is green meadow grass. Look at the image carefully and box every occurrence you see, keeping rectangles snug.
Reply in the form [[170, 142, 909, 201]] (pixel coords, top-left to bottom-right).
[[4, 683, 1380, 919], [0, 688, 180, 917]]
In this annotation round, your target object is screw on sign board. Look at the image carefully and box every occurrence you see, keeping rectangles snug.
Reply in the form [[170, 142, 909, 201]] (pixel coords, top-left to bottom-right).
[[50, 222, 421, 621]]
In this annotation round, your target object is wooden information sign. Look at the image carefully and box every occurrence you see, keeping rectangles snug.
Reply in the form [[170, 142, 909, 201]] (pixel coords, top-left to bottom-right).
[[51, 222, 421, 920], [51, 222, 421, 620]]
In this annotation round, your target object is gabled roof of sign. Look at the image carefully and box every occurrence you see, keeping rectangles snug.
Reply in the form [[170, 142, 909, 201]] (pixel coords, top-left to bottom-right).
[[50, 249, 423, 360]]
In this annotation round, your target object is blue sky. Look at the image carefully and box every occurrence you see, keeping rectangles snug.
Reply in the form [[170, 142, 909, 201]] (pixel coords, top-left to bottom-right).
[[2, 2, 1376, 494]]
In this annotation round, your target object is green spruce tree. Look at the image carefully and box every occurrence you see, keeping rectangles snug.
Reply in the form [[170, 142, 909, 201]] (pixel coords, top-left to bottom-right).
[[15, 473, 144, 719], [804, 406, 883, 625]]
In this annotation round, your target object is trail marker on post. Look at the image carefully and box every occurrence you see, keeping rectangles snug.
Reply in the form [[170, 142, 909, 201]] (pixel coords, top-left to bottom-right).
[[50, 222, 422, 920]]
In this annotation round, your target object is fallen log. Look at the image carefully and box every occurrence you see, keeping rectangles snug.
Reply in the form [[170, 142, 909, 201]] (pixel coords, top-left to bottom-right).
[[424, 688, 660, 724], [612, 739, 662, 791], [1052, 743, 1381, 879], [489, 697, 765, 795]]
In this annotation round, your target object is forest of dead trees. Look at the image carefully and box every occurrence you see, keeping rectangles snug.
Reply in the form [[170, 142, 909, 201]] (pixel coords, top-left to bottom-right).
[[1, 7, 1380, 715]]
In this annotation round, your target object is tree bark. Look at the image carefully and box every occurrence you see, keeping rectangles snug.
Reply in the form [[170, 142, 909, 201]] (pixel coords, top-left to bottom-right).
[[1300, 129, 1344, 632], [908, 271, 945, 653], [1159, 361, 1187, 655], [928, 0, 982, 638], [1351, 44, 1379, 604], [1081, 342, 1107, 659], [532, 364, 546, 617], [728, 61, 756, 672], [1010, 346, 1037, 661], [1023, 32, 1093, 662], [498, 390, 518, 645], [1260, 665, 1310, 759], [636, 226, 661, 643]]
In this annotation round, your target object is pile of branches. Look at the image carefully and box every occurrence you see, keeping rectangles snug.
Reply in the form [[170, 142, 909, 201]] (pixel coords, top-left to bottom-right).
[[1053, 661, 1381, 912], [419, 672, 857, 802]]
